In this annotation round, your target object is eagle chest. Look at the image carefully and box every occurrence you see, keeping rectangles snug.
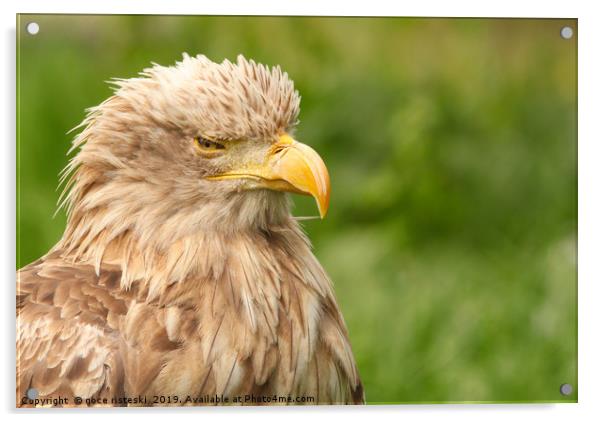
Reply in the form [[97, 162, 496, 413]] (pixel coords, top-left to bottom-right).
[[119, 246, 324, 400]]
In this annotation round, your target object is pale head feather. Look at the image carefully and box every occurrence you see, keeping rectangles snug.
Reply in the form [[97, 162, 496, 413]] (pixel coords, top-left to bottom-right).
[[54, 54, 305, 291]]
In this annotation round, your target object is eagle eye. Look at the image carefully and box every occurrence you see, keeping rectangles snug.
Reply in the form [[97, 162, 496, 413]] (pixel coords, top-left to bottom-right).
[[194, 136, 225, 155]]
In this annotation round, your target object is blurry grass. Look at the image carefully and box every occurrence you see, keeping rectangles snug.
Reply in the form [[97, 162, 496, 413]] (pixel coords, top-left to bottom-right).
[[17, 15, 577, 403]]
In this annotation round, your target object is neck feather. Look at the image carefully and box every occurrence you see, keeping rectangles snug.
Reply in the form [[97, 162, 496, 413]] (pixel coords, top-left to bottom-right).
[[55, 165, 297, 300]]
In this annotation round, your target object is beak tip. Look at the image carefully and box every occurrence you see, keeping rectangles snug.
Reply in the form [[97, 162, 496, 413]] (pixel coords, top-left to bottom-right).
[[317, 197, 329, 219]]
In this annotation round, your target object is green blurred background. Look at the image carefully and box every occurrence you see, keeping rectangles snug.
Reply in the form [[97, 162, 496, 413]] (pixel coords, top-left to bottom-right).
[[16, 16, 577, 403]]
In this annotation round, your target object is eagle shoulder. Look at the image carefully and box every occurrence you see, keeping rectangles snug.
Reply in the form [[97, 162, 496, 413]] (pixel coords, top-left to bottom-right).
[[17, 252, 129, 407]]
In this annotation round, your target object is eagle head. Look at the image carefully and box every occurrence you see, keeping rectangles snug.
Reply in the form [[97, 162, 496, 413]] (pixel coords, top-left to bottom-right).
[[60, 54, 330, 255]]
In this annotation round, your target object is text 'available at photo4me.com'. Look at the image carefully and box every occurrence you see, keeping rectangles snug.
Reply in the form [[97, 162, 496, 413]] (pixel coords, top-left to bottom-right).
[[21, 393, 317, 407]]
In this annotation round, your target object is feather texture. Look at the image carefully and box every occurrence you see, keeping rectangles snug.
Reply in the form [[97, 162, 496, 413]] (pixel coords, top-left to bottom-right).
[[17, 224, 363, 406]]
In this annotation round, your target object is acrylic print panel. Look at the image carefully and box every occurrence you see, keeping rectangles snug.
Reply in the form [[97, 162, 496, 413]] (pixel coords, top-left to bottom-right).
[[16, 15, 577, 407]]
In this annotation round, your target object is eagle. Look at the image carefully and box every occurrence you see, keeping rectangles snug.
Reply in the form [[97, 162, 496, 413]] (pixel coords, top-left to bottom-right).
[[17, 54, 364, 406]]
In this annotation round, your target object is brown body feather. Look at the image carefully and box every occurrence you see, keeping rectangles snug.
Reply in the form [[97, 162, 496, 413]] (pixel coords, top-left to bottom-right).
[[17, 222, 363, 406]]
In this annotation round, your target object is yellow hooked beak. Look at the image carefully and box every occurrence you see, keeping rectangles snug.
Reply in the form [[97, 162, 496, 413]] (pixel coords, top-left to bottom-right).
[[207, 134, 331, 218]]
